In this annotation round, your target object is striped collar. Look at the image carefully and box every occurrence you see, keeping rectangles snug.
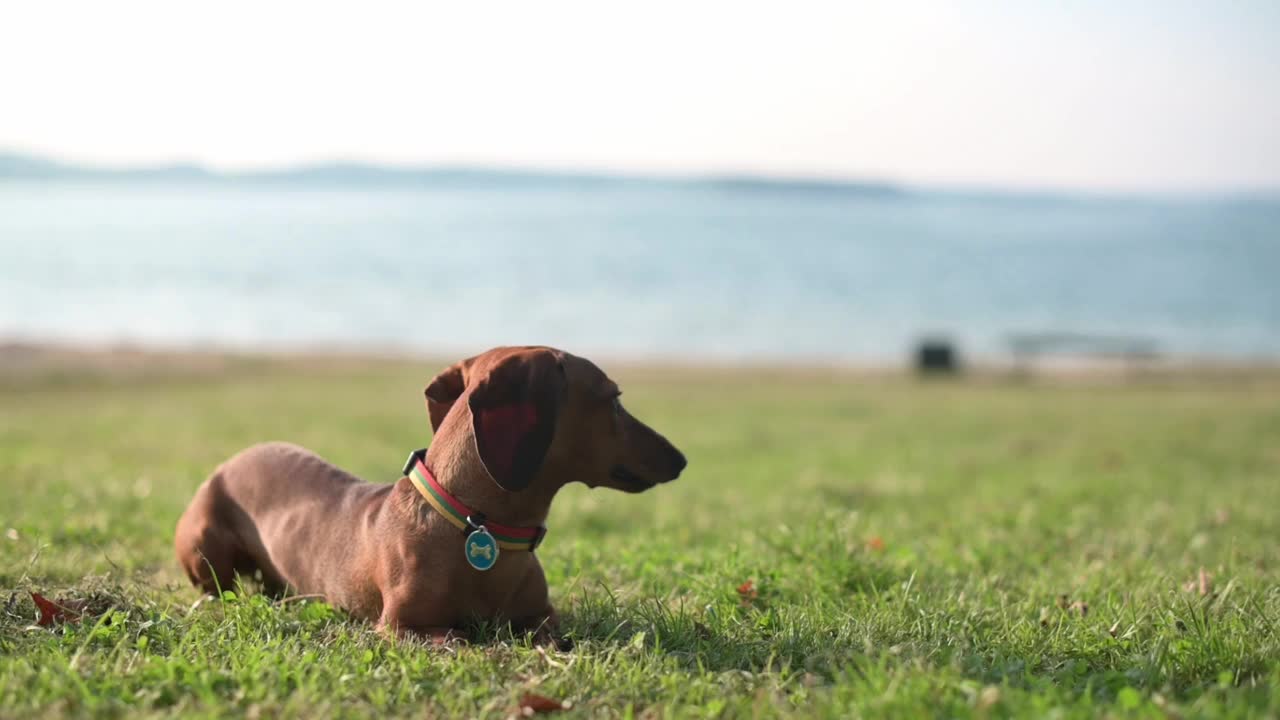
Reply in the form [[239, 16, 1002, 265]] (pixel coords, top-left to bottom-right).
[[402, 448, 546, 552]]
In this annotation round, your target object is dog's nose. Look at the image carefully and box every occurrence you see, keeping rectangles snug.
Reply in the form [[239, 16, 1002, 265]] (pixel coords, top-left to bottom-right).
[[670, 448, 688, 477]]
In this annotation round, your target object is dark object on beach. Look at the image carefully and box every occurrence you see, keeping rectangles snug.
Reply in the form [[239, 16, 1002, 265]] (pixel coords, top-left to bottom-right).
[[915, 339, 960, 375]]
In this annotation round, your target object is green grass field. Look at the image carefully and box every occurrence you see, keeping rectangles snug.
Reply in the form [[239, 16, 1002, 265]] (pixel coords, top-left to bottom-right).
[[2, 352, 1278, 718]]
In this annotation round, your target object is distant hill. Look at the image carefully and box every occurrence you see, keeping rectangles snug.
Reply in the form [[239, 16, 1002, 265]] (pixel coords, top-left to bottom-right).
[[0, 151, 905, 197], [0, 152, 210, 181]]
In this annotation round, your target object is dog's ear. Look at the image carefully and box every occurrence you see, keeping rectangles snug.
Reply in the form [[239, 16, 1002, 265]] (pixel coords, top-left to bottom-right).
[[424, 359, 471, 433], [467, 350, 565, 492]]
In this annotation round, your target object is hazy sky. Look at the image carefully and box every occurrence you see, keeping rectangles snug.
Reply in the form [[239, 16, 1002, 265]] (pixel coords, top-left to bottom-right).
[[3, 1, 1277, 192]]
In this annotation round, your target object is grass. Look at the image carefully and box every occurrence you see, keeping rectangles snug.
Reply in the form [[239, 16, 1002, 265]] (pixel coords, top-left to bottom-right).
[[2, 351, 1278, 718]]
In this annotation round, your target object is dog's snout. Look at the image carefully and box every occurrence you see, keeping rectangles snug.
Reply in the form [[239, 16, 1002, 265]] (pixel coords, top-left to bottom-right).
[[620, 409, 686, 484], [670, 447, 688, 477], [650, 433, 686, 480]]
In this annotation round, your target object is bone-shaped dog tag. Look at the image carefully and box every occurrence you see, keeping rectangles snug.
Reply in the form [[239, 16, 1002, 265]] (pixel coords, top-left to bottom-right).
[[464, 527, 499, 571]]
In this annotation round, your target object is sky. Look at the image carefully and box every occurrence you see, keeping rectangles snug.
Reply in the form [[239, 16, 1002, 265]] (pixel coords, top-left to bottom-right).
[[2, 1, 1278, 193]]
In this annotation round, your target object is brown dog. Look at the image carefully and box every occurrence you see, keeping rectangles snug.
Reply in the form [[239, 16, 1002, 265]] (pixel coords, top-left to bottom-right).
[[174, 346, 686, 644]]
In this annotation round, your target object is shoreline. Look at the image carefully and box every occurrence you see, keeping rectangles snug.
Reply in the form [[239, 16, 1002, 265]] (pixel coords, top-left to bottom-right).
[[4, 338, 1280, 384]]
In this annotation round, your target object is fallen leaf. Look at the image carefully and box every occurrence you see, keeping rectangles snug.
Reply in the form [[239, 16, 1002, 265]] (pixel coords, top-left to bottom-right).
[[30, 592, 80, 626], [1108, 620, 1121, 637], [736, 580, 758, 606], [518, 692, 569, 715], [1070, 600, 1089, 617], [866, 536, 886, 552]]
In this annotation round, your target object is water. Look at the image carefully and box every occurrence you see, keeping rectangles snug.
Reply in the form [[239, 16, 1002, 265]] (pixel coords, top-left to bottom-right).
[[1, 180, 1277, 362]]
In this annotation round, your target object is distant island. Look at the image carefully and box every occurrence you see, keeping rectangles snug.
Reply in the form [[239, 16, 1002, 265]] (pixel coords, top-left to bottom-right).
[[0, 151, 905, 197]]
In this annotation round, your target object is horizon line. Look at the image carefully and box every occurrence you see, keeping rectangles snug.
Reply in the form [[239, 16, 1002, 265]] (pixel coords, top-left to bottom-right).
[[2, 148, 1277, 201]]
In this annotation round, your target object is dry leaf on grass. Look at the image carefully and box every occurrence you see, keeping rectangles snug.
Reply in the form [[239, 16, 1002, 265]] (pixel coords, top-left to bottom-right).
[[866, 536, 886, 552], [736, 580, 758, 606], [518, 692, 569, 715], [30, 592, 81, 626]]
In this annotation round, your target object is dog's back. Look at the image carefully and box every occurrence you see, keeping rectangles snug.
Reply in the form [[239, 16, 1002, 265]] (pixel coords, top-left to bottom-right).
[[174, 442, 388, 605]]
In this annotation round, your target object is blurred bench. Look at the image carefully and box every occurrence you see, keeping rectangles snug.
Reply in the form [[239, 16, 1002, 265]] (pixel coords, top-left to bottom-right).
[[1007, 332, 1159, 372]]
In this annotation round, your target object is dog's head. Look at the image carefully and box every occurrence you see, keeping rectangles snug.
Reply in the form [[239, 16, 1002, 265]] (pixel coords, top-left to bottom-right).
[[424, 346, 686, 493]]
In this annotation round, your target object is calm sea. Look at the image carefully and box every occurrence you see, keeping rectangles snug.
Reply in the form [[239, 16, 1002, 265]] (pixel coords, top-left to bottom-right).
[[1, 181, 1277, 363]]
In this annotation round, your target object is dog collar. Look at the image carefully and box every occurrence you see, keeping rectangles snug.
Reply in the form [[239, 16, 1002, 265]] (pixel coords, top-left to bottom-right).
[[402, 448, 547, 554]]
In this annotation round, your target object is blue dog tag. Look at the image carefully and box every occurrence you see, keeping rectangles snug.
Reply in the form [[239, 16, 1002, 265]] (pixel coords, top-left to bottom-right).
[[464, 527, 499, 571]]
